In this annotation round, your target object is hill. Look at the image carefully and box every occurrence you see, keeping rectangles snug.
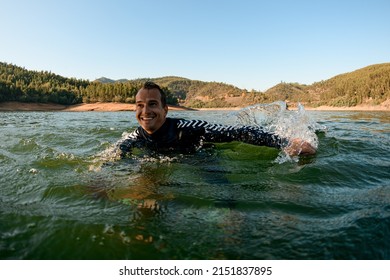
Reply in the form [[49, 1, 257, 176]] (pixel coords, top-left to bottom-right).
[[95, 77, 116, 84], [0, 62, 88, 104], [93, 63, 390, 108], [1, 61, 389, 108], [307, 63, 390, 107]]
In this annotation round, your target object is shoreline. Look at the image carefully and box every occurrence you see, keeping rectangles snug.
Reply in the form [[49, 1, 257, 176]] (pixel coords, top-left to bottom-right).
[[0, 101, 389, 112], [0, 102, 190, 112]]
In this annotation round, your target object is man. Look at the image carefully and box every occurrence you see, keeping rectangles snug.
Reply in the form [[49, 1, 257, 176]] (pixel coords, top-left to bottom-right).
[[117, 82, 316, 157]]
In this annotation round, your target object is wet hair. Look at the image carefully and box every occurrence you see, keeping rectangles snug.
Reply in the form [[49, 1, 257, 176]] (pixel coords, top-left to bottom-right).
[[141, 81, 167, 107]]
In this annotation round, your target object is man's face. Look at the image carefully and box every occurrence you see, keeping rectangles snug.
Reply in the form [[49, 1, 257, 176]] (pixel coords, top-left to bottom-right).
[[135, 88, 168, 134]]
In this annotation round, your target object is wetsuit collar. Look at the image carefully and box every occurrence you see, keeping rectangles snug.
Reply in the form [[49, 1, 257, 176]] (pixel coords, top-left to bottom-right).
[[140, 118, 170, 140]]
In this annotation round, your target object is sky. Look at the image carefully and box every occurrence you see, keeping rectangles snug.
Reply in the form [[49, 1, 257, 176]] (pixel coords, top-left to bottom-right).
[[1, 0, 389, 91]]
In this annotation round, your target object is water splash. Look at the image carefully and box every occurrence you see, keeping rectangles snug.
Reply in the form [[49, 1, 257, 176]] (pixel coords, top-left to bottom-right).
[[89, 131, 182, 172], [235, 101, 326, 162], [88, 131, 133, 171], [235, 101, 288, 128]]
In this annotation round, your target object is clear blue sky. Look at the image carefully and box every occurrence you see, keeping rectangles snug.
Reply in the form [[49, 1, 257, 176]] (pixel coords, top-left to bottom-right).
[[1, 0, 389, 91]]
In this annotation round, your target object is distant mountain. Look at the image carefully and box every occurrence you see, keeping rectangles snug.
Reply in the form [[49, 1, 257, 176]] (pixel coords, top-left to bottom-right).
[[2, 61, 389, 108], [94, 77, 131, 84], [94, 77, 116, 83]]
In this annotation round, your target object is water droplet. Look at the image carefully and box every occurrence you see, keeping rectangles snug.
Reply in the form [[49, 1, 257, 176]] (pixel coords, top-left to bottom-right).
[[29, 168, 38, 174], [103, 224, 115, 235]]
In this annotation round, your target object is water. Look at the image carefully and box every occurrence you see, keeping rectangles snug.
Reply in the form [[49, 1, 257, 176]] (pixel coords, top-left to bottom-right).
[[0, 106, 389, 259]]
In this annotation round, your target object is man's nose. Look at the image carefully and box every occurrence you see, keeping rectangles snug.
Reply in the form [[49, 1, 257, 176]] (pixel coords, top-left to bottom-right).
[[143, 104, 151, 113]]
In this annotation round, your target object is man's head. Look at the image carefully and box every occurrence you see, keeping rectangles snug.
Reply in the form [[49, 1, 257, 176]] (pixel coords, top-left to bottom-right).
[[135, 82, 168, 134]]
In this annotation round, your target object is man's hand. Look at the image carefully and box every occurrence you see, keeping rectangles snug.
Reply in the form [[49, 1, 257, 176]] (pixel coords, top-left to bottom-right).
[[284, 138, 317, 156]]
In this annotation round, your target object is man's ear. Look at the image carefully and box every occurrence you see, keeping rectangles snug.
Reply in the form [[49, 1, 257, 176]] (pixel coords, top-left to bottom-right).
[[164, 105, 168, 116]]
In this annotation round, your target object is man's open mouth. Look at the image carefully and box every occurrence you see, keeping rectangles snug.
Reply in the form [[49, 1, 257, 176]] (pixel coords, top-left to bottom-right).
[[141, 116, 155, 121]]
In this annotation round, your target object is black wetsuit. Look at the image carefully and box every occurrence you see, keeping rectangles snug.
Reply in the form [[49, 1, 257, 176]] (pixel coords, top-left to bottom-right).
[[117, 118, 284, 157]]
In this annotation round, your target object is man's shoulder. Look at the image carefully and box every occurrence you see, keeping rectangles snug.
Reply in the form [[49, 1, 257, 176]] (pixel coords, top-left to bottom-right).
[[166, 117, 184, 123], [165, 117, 191, 128]]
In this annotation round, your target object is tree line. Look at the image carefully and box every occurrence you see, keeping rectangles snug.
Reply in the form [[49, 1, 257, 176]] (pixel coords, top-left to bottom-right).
[[0, 62, 178, 105], [0, 62, 88, 104]]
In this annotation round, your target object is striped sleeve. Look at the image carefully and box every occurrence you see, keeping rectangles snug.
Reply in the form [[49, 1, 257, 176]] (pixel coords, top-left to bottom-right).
[[116, 129, 140, 156], [178, 119, 282, 148]]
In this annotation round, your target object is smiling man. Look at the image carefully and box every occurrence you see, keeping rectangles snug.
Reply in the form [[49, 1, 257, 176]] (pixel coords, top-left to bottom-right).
[[135, 83, 168, 134], [117, 81, 316, 157]]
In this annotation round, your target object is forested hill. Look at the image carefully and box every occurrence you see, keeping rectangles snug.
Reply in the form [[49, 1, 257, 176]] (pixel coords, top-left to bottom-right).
[[307, 63, 390, 107], [95, 63, 390, 108], [1, 61, 389, 107], [0, 62, 89, 104]]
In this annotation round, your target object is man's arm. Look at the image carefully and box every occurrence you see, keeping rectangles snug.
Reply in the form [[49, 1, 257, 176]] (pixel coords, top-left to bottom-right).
[[178, 120, 282, 148], [115, 129, 140, 157], [178, 120, 316, 156]]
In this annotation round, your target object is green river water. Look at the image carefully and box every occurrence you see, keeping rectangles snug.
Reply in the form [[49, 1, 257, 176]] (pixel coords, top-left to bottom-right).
[[0, 107, 389, 259]]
